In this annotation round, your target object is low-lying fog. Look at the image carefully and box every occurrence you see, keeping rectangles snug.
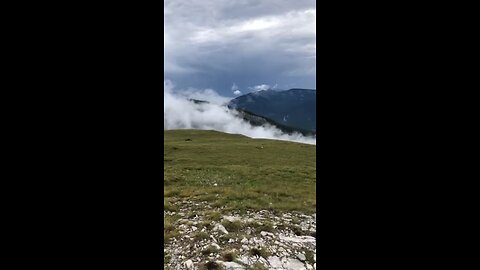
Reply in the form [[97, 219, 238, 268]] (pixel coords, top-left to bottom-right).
[[164, 80, 316, 145]]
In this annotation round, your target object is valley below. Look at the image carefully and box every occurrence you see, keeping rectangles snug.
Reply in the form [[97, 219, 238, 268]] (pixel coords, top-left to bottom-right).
[[164, 130, 316, 270]]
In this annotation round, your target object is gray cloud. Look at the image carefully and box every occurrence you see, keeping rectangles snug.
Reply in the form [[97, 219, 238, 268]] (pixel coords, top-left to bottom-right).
[[164, 0, 316, 97]]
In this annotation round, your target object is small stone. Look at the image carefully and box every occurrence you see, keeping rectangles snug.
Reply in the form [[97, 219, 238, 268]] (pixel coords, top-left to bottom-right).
[[184, 259, 194, 269], [221, 261, 246, 270], [297, 253, 306, 261], [213, 224, 229, 234], [285, 258, 306, 270], [260, 231, 274, 237], [210, 235, 218, 242], [223, 215, 241, 222], [267, 256, 282, 268]]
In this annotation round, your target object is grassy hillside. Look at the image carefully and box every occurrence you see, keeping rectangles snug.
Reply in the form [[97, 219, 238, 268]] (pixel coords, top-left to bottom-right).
[[164, 130, 316, 213]]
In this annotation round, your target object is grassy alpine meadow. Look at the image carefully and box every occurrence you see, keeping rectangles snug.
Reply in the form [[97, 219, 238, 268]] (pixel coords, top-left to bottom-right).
[[164, 130, 316, 214]]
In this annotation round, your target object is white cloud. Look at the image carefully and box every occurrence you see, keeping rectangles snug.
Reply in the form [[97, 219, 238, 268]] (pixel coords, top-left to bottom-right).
[[232, 83, 242, 95], [249, 84, 271, 91]]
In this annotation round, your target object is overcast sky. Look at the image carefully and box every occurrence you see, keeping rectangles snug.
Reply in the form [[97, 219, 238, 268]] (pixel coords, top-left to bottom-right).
[[164, 0, 316, 97]]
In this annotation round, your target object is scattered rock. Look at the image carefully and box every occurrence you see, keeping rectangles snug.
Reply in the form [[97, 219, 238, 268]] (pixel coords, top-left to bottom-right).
[[268, 256, 283, 268], [221, 261, 246, 270], [213, 224, 229, 234], [223, 215, 241, 222], [261, 231, 274, 237], [184, 259, 194, 269], [297, 253, 306, 261], [285, 258, 306, 270], [164, 202, 316, 270]]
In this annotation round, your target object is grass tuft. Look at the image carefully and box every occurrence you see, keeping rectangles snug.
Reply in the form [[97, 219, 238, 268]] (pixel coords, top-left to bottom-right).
[[200, 261, 224, 270], [201, 245, 219, 255], [249, 247, 270, 259], [194, 231, 210, 241], [221, 250, 237, 262], [221, 220, 242, 233]]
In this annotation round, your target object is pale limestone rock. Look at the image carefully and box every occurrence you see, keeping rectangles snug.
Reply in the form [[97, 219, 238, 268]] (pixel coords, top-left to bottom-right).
[[279, 235, 316, 244], [184, 259, 194, 269], [221, 261, 246, 270], [223, 215, 241, 222], [267, 256, 283, 269], [213, 224, 228, 234], [260, 231, 274, 237], [297, 253, 306, 261], [285, 258, 306, 270], [210, 235, 217, 242]]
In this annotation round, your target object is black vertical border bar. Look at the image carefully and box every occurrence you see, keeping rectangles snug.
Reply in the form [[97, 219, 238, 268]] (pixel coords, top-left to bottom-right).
[[161, 1, 167, 267]]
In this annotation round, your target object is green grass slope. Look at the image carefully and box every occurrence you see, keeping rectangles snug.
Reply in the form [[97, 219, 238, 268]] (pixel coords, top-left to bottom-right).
[[164, 130, 316, 213]]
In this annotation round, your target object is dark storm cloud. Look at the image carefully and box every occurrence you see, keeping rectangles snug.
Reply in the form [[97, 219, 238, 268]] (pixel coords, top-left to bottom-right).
[[164, 0, 316, 97]]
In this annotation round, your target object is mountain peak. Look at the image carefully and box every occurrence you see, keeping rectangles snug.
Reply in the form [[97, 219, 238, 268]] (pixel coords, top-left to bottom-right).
[[229, 88, 316, 132]]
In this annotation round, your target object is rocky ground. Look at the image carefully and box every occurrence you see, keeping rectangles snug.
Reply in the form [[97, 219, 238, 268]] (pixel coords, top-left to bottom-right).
[[164, 200, 316, 270]]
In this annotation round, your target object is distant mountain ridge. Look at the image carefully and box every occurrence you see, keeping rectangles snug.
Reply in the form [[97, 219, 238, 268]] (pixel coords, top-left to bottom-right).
[[185, 96, 315, 136], [233, 108, 315, 136], [228, 89, 316, 133]]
